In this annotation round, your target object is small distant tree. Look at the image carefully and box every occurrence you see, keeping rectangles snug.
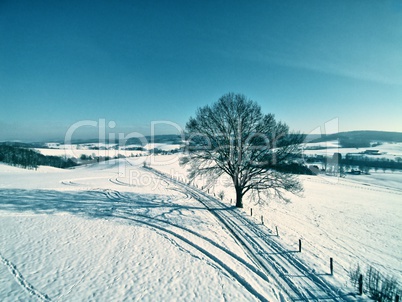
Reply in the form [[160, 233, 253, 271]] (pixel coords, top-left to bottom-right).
[[182, 93, 304, 208]]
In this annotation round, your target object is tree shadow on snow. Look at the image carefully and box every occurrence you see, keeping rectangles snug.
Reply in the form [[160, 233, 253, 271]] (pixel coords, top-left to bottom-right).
[[0, 188, 206, 221]]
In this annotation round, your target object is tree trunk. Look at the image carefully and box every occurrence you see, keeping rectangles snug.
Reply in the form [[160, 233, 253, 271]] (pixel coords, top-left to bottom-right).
[[235, 186, 243, 208]]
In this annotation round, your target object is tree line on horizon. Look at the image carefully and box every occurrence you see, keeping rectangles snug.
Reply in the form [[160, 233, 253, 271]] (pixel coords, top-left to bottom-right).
[[305, 153, 402, 174], [0, 145, 77, 170]]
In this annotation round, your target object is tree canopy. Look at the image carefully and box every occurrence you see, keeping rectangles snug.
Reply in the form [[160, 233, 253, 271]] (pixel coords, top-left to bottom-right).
[[182, 93, 305, 208], [0, 144, 77, 170]]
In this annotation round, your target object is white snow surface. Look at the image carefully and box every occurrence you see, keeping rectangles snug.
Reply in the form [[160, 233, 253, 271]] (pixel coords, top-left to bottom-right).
[[1, 151, 401, 301], [302, 141, 402, 160], [149, 154, 402, 294], [0, 160, 279, 301]]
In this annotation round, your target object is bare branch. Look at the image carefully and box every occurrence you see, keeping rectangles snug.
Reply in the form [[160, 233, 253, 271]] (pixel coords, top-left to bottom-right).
[[183, 93, 305, 208]]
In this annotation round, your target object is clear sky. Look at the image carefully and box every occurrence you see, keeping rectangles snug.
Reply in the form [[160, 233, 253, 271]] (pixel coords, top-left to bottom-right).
[[1, 0, 401, 141]]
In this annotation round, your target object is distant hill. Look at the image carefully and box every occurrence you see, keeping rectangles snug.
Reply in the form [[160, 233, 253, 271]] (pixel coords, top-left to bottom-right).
[[0, 141, 45, 148], [52, 134, 183, 146], [2, 131, 401, 148], [310, 131, 402, 144]]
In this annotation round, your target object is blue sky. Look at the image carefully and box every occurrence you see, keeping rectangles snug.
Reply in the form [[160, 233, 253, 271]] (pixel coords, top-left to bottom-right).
[[1, 0, 401, 141]]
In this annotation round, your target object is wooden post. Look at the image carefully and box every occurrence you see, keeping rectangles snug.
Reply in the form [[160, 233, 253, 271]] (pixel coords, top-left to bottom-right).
[[330, 258, 333, 275], [395, 295, 399, 302], [275, 226, 279, 236], [261, 215, 264, 225], [358, 274, 363, 295], [250, 208, 253, 216], [298, 239, 302, 252]]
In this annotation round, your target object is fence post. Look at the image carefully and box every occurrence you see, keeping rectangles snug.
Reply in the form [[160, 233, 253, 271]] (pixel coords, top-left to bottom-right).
[[261, 215, 264, 225], [275, 226, 279, 237], [330, 257, 333, 275], [250, 208, 253, 216], [298, 239, 302, 252], [396, 295, 399, 302], [358, 274, 363, 295]]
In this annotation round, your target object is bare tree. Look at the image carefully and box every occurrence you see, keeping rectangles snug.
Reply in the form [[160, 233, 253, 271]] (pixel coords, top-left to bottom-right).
[[181, 93, 304, 208]]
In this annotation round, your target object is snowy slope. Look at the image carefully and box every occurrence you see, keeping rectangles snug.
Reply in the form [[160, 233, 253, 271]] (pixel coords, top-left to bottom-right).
[[148, 154, 402, 294], [0, 160, 280, 301], [1, 153, 400, 301]]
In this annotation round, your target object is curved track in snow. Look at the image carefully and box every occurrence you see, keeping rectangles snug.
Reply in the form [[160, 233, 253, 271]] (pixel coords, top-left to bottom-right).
[[60, 175, 274, 300], [58, 166, 356, 301], [146, 167, 356, 302]]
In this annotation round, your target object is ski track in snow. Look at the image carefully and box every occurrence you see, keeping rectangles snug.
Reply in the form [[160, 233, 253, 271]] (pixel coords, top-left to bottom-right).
[[2, 158, 388, 301], [55, 175, 273, 300], [98, 182, 272, 301], [145, 167, 357, 302], [62, 166, 357, 301], [0, 253, 51, 301]]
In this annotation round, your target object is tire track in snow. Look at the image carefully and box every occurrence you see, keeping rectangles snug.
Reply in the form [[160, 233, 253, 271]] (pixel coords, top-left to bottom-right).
[[118, 210, 270, 282], [60, 180, 81, 187], [104, 172, 272, 300], [113, 214, 270, 302], [0, 253, 51, 301], [108, 177, 132, 187], [147, 167, 354, 301], [199, 190, 349, 301], [59, 168, 284, 300]]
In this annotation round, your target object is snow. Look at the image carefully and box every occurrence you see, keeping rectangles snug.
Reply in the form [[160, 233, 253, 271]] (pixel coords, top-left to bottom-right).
[[143, 143, 181, 151], [34, 141, 181, 160], [35, 148, 145, 159], [0, 159, 278, 301], [0, 213, 259, 301], [302, 141, 402, 161], [259, 176, 402, 285], [1, 149, 401, 301], [148, 154, 402, 293]]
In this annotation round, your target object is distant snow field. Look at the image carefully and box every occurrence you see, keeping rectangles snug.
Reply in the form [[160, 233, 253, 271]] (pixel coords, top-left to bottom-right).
[[0, 141, 401, 301], [36, 142, 181, 159]]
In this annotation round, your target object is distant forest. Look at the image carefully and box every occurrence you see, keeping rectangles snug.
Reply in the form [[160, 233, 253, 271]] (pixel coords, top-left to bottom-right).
[[60, 134, 184, 147], [305, 154, 402, 173], [0, 144, 77, 170]]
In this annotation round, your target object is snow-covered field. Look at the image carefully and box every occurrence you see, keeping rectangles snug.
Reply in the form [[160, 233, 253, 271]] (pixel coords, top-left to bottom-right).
[[302, 141, 402, 161], [0, 160, 280, 301], [150, 154, 402, 283], [35, 142, 181, 160], [1, 149, 401, 301]]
